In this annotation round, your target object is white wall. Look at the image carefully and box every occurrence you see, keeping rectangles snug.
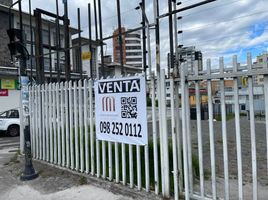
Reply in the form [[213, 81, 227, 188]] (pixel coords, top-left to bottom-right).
[[0, 90, 20, 112]]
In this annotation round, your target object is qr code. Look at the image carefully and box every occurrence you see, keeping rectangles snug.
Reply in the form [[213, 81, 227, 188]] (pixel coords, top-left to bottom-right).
[[121, 97, 138, 119]]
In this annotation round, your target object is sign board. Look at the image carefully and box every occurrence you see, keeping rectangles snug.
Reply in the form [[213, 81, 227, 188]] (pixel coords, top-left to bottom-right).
[[1, 79, 16, 90], [95, 76, 148, 145], [82, 51, 91, 60], [0, 89, 8, 96]]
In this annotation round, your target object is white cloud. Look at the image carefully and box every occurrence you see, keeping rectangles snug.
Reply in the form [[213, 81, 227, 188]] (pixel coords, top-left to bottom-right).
[[20, 0, 268, 71]]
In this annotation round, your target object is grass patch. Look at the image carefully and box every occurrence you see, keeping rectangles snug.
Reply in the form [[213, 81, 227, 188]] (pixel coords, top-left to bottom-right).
[[78, 176, 87, 185], [215, 113, 235, 121]]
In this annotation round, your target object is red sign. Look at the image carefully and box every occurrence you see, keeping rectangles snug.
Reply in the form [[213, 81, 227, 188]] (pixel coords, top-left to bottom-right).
[[0, 89, 8, 96]]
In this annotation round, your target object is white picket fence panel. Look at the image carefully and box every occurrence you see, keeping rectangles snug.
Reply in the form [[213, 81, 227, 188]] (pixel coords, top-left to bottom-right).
[[29, 52, 268, 199]]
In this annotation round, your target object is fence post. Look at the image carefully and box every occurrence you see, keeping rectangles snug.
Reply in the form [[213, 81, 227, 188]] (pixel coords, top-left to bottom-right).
[[159, 69, 170, 197]]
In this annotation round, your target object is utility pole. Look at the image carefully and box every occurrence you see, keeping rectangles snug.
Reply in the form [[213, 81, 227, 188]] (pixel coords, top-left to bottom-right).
[[98, 0, 105, 78], [7, 0, 38, 181], [56, 0, 61, 82], [77, 8, 82, 79], [116, 0, 125, 76], [93, 0, 99, 79], [141, 0, 147, 76], [88, 3, 93, 79], [63, 0, 71, 81]]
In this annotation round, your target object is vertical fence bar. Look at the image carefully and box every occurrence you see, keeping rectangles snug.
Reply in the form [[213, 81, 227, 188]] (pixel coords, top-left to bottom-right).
[[145, 144, 150, 192], [185, 79, 193, 195], [38, 85, 42, 159], [115, 142, 119, 183], [160, 69, 170, 197], [151, 74, 159, 194], [207, 59, 217, 199], [49, 83, 53, 163], [195, 68, 204, 198], [181, 64, 189, 200], [60, 82, 65, 166], [108, 142, 113, 181], [175, 80, 183, 194], [45, 84, 49, 162], [53, 83, 57, 164], [219, 57, 230, 200], [233, 55, 243, 200], [122, 143, 126, 185], [84, 79, 89, 173], [247, 53, 257, 200], [29, 86, 33, 157], [264, 61, 268, 176], [65, 81, 70, 168], [89, 79, 95, 175], [137, 145, 141, 190], [32, 86, 37, 159], [78, 80, 84, 173], [96, 138, 100, 177], [170, 78, 179, 199], [102, 141, 106, 178], [56, 82, 61, 165], [74, 81, 79, 171], [41, 84, 46, 160], [129, 144, 133, 188], [69, 81, 74, 169]]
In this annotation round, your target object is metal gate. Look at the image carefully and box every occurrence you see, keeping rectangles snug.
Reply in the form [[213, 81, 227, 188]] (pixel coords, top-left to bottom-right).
[[27, 52, 268, 200]]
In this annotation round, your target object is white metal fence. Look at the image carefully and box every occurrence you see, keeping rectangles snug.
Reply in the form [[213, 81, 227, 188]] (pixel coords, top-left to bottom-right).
[[28, 52, 268, 199]]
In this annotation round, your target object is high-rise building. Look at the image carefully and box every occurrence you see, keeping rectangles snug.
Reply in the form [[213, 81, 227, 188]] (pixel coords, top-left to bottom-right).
[[168, 46, 203, 73], [113, 27, 142, 68]]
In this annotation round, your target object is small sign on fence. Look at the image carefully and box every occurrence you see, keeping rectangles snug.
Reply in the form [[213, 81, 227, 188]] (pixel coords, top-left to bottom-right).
[[95, 75, 148, 145]]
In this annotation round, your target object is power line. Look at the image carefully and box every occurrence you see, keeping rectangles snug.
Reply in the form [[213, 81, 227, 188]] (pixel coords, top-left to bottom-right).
[[183, 28, 268, 47], [182, 10, 268, 31], [182, 0, 243, 17]]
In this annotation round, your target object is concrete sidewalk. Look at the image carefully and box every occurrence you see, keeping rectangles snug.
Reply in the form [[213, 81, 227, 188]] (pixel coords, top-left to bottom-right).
[[0, 147, 159, 200]]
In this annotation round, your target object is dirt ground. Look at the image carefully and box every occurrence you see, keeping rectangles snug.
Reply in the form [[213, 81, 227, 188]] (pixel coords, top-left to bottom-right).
[[190, 117, 268, 199]]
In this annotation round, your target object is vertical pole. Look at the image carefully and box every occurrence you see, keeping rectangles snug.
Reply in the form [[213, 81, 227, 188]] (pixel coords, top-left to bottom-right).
[[56, 0, 61, 82], [77, 8, 82, 79], [16, 0, 38, 180], [48, 23, 52, 82], [233, 55, 243, 200], [116, 0, 124, 75], [34, 10, 44, 84], [168, 0, 174, 77], [219, 57, 230, 200], [88, 3, 93, 78], [173, 1, 183, 194], [141, 0, 147, 76], [207, 59, 217, 199], [247, 53, 258, 200], [180, 64, 189, 200], [98, 0, 105, 77], [28, 0, 33, 84], [64, 0, 70, 81], [93, 0, 99, 78]]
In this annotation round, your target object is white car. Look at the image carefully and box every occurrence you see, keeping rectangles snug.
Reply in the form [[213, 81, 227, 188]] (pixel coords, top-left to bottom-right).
[[0, 109, 20, 137]]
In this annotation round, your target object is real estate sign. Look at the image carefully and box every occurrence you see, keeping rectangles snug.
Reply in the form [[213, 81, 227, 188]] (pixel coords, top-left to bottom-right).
[[95, 75, 148, 145]]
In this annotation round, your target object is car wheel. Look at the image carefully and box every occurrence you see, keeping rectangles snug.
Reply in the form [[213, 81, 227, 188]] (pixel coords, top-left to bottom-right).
[[8, 125, 20, 137]]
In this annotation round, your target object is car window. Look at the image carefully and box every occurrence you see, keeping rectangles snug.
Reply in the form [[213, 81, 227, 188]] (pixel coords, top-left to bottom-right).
[[0, 111, 7, 118], [8, 110, 19, 118]]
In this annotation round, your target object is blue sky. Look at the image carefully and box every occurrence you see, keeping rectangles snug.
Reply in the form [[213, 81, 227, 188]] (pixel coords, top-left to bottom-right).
[[20, 0, 268, 70]]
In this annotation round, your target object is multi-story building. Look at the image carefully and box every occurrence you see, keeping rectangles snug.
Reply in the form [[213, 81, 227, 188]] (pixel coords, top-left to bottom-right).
[[168, 46, 203, 73], [0, 0, 97, 111], [113, 27, 142, 69]]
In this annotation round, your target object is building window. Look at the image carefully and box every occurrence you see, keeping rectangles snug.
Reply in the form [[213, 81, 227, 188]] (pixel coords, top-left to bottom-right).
[[126, 58, 142, 62]]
